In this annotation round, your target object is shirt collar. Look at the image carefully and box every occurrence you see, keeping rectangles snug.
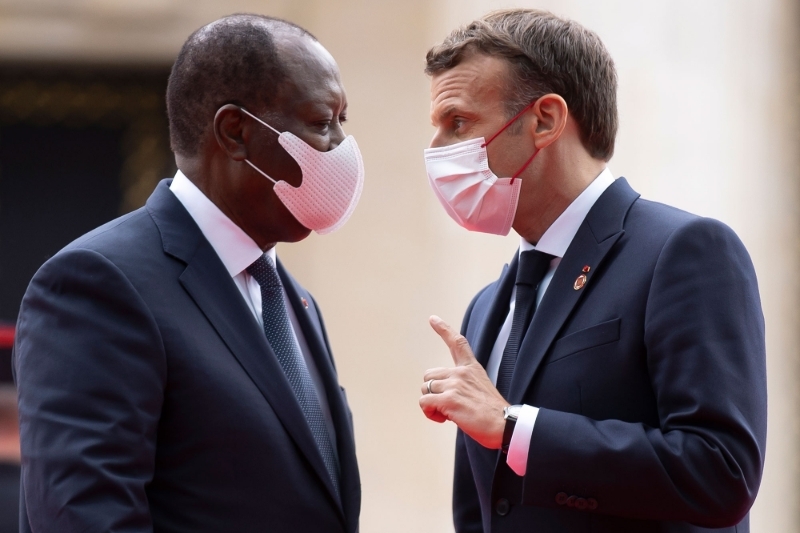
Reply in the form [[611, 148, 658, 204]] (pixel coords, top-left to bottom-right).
[[521, 167, 615, 258], [169, 170, 267, 277]]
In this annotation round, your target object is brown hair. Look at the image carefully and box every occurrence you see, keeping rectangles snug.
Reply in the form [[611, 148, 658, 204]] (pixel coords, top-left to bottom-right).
[[426, 9, 618, 161]]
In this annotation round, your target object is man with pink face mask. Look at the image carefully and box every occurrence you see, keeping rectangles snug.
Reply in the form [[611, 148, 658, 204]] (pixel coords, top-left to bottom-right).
[[15, 14, 362, 532], [419, 9, 766, 533]]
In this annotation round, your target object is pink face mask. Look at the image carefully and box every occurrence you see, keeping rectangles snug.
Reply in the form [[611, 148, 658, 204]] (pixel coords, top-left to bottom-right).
[[240, 107, 364, 235], [423, 102, 539, 236]]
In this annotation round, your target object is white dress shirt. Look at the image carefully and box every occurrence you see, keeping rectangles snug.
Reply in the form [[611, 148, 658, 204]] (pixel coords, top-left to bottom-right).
[[169, 170, 337, 447], [488, 168, 615, 476]]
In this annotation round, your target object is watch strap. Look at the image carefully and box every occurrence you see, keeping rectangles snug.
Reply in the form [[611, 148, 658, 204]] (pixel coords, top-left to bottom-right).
[[501, 412, 516, 454]]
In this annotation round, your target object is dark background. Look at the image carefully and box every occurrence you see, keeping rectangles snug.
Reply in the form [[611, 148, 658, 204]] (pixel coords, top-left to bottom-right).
[[0, 123, 125, 320], [0, 64, 175, 378]]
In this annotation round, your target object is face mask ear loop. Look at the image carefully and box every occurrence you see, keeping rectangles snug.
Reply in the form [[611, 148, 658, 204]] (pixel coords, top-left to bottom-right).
[[238, 107, 281, 184], [244, 159, 278, 184], [481, 100, 538, 148], [510, 148, 540, 185], [239, 107, 282, 136]]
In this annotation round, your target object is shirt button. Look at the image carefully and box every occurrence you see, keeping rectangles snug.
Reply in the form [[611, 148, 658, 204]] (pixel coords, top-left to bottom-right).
[[575, 498, 588, 510], [587, 498, 599, 510], [555, 492, 569, 505], [495, 498, 510, 516]]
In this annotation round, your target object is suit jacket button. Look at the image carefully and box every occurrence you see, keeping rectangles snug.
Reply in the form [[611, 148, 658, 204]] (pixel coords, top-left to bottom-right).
[[555, 492, 568, 505], [566, 495, 577, 507], [495, 498, 510, 516], [587, 498, 598, 510], [575, 497, 588, 510]]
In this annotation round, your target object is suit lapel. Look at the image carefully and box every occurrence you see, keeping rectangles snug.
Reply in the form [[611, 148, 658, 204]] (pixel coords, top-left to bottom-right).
[[507, 178, 640, 403], [279, 261, 359, 527], [146, 181, 346, 522], [473, 259, 517, 368]]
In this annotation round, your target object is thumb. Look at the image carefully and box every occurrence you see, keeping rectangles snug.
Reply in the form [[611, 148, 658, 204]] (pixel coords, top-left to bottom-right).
[[429, 315, 477, 366]]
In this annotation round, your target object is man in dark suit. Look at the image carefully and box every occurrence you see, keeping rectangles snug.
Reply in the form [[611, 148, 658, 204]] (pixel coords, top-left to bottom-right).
[[14, 14, 361, 532], [419, 9, 766, 533]]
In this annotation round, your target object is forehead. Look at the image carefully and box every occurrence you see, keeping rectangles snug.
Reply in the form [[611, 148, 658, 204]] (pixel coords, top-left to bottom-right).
[[275, 35, 346, 111], [430, 53, 510, 119]]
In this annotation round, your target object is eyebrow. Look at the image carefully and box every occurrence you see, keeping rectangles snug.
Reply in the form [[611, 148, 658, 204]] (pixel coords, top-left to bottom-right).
[[431, 104, 459, 126]]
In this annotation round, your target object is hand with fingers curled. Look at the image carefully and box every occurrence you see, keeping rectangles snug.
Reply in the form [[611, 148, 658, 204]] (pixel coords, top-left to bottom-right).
[[419, 315, 509, 450]]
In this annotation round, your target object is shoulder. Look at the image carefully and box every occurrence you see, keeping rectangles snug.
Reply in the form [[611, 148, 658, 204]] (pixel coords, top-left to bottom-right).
[[632, 204, 760, 325], [22, 246, 151, 323], [622, 197, 749, 261], [628, 198, 749, 256], [64, 207, 158, 257], [35, 205, 170, 287], [625, 198, 699, 235], [656, 215, 754, 279]]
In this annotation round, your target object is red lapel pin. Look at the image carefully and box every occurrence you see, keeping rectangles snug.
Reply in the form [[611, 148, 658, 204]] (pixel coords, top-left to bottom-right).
[[301, 297, 309, 309], [574, 266, 590, 290]]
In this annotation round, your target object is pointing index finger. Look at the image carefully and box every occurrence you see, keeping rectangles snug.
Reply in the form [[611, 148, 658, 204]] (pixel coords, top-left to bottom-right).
[[429, 315, 477, 366]]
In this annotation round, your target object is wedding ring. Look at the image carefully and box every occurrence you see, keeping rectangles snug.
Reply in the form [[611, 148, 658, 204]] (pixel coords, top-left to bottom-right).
[[426, 379, 435, 394]]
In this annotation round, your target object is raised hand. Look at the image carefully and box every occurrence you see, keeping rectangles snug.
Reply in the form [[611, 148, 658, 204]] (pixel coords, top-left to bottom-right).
[[419, 315, 509, 449]]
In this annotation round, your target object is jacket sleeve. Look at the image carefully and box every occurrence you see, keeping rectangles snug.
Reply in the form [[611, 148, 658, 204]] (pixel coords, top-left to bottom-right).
[[521, 217, 767, 527], [14, 248, 166, 533]]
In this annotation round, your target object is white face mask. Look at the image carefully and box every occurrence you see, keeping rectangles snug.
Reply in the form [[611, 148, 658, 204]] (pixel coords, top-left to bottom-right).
[[423, 102, 539, 236], [240, 107, 364, 235]]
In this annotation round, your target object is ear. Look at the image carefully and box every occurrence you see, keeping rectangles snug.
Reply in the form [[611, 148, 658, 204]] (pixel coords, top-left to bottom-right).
[[213, 104, 249, 161], [529, 94, 568, 150]]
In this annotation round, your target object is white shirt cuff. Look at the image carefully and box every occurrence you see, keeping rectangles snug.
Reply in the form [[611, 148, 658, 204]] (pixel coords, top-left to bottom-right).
[[506, 404, 539, 476]]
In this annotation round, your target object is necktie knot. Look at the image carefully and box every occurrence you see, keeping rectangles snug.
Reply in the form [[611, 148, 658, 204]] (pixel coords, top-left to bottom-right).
[[247, 254, 282, 289], [516, 249, 554, 288]]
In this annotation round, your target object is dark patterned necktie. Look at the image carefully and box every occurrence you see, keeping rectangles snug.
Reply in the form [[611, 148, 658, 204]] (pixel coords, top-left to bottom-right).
[[495, 250, 554, 400], [247, 254, 341, 499]]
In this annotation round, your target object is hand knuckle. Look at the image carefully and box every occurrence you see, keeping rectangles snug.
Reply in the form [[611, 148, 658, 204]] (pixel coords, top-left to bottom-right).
[[454, 336, 470, 349]]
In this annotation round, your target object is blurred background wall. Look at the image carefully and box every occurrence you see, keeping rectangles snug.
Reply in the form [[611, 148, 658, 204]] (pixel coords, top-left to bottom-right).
[[0, 0, 797, 531]]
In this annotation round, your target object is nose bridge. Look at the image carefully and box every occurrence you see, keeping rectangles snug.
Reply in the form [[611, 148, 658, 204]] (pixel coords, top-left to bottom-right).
[[328, 123, 346, 150], [429, 128, 447, 149]]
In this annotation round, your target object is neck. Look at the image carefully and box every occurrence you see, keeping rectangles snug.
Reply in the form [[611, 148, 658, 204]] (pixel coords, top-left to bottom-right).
[[513, 153, 606, 244], [175, 154, 278, 252]]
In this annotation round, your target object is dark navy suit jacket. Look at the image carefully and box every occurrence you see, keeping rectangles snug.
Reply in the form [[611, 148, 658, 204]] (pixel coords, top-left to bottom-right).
[[14, 180, 360, 532], [454, 179, 766, 533]]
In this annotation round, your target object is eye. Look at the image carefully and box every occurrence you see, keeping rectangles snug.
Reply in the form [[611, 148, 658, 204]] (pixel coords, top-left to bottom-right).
[[452, 117, 466, 131], [339, 114, 348, 125], [314, 121, 331, 133]]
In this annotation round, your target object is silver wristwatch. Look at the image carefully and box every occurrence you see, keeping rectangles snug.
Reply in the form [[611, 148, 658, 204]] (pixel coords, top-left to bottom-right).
[[502, 405, 522, 454]]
